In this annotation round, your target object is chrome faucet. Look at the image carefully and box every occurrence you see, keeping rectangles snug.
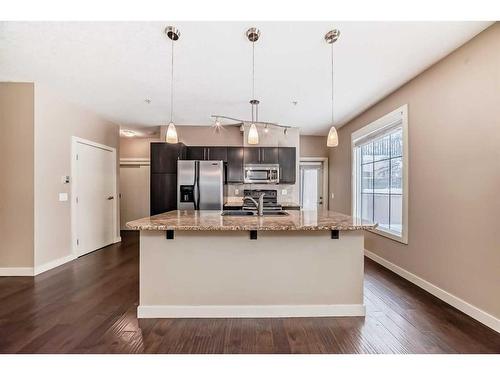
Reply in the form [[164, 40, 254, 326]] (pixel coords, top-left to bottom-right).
[[245, 193, 265, 216]]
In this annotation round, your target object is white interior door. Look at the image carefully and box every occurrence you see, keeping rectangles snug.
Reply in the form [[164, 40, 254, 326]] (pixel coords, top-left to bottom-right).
[[119, 164, 150, 229], [75, 141, 116, 256], [300, 162, 324, 210]]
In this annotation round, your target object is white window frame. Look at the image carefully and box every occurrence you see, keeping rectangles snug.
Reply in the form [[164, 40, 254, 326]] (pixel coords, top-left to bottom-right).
[[351, 104, 409, 244]]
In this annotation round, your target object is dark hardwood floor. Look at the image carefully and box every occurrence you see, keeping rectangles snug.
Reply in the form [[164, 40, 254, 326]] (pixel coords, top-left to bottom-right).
[[0, 230, 499, 354]]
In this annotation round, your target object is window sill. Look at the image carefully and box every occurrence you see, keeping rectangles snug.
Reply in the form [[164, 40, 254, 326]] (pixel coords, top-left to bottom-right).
[[368, 227, 408, 244]]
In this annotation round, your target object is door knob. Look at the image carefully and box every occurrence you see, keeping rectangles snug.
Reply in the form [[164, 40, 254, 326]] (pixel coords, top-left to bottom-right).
[[107, 196, 114, 200]]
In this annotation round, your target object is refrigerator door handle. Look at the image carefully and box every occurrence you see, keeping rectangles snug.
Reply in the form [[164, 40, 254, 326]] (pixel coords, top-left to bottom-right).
[[193, 161, 200, 210]]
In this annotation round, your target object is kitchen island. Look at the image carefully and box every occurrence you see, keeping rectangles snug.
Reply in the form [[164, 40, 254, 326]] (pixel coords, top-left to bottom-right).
[[127, 210, 376, 319]]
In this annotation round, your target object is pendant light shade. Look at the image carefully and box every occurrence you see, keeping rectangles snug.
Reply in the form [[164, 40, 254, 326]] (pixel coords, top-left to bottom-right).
[[248, 123, 259, 145], [166, 121, 178, 143], [327, 126, 338, 147]]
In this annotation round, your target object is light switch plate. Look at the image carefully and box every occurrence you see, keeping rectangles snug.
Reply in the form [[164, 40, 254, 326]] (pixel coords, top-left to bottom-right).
[[235, 189, 239, 195], [59, 193, 68, 202], [281, 189, 287, 195]]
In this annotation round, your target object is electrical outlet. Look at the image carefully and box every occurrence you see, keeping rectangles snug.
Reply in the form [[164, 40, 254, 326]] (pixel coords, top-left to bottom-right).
[[59, 193, 68, 202], [235, 189, 239, 195], [281, 189, 287, 195], [331, 192, 335, 199]]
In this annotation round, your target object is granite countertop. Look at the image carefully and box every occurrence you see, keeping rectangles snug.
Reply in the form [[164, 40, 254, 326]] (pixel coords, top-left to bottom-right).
[[126, 210, 377, 231]]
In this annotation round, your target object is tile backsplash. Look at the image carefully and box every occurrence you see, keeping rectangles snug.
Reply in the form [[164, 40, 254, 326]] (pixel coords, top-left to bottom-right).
[[225, 183, 299, 204]]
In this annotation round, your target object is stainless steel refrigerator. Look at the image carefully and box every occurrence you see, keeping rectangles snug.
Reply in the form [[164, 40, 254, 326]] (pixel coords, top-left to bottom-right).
[[177, 160, 224, 210]]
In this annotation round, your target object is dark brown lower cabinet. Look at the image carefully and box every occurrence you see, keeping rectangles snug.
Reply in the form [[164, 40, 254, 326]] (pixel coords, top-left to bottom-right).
[[150, 173, 177, 215]]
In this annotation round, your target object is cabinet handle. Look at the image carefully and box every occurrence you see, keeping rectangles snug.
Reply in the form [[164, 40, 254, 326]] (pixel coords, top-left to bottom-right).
[[207, 148, 210, 160]]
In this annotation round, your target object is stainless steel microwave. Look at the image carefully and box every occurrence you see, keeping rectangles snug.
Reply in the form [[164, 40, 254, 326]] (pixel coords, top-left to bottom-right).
[[243, 164, 280, 184]]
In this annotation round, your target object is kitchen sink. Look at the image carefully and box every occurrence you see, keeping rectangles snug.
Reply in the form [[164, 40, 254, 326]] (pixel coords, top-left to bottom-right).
[[221, 210, 255, 216], [221, 210, 290, 216], [262, 211, 290, 216]]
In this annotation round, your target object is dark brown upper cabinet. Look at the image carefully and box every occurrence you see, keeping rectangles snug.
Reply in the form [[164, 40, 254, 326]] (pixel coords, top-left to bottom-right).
[[186, 146, 227, 162], [186, 146, 204, 160], [261, 147, 279, 164], [206, 147, 227, 161], [150, 143, 186, 174], [278, 147, 296, 184], [226, 147, 244, 183], [244, 147, 279, 164], [244, 147, 260, 164]]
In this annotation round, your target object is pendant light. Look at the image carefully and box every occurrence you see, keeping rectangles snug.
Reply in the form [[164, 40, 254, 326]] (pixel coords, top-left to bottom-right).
[[165, 26, 179, 143], [325, 29, 340, 147], [210, 27, 291, 135], [247, 27, 260, 145]]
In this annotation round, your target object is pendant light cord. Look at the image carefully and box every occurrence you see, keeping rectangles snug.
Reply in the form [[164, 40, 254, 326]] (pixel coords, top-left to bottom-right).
[[170, 36, 174, 124], [252, 40, 255, 100], [251, 40, 255, 123], [331, 41, 334, 126]]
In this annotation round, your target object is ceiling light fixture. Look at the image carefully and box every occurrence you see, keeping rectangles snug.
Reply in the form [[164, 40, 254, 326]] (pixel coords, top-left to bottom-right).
[[121, 129, 136, 137], [210, 27, 292, 140], [212, 117, 223, 133], [165, 26, 180, 144], [325, 29, 340, 147]]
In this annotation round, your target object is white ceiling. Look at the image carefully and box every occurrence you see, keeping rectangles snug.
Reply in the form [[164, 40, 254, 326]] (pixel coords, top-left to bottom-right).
[[0, 21, 492, 135]]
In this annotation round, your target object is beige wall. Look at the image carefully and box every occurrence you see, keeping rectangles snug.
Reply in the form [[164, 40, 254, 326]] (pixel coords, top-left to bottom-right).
[[120, 137, 159, 159], [300, 135, 328, 157], [34, 83, 120, 267], [329, 23, 500, 319], [160, 125, 243, 146], [0, 83, 34, 268]]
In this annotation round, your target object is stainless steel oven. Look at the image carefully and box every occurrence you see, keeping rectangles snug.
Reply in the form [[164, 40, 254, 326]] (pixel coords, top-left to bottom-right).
[[243, 164, 279, 184]]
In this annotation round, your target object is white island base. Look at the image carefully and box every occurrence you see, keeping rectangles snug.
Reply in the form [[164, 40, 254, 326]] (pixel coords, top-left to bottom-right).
[[137, 230, 365, 319]]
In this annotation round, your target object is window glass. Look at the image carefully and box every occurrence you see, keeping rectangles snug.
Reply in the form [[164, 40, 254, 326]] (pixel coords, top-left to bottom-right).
[[361, 163, 373, 194], [361, 143, 373, 164], [373, 135, 390, 161], [354, 123, 405, 241], [390, 158, 402, 194], [390, 128, 403, 158]]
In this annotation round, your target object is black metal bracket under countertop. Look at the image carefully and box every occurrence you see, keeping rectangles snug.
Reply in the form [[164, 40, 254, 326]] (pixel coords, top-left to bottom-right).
[[166, 230, 174, 240], [249, 230, 258, 240], [331, 230, 339, 239]]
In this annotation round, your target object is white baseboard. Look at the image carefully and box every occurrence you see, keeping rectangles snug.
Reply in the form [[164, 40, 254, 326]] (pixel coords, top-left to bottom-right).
[[0, 267, 34, 276], [364, 249, 500, 333], [34, 254, 76, 276], [113, 236, 122, 243], [137, 304, 366, 318]]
